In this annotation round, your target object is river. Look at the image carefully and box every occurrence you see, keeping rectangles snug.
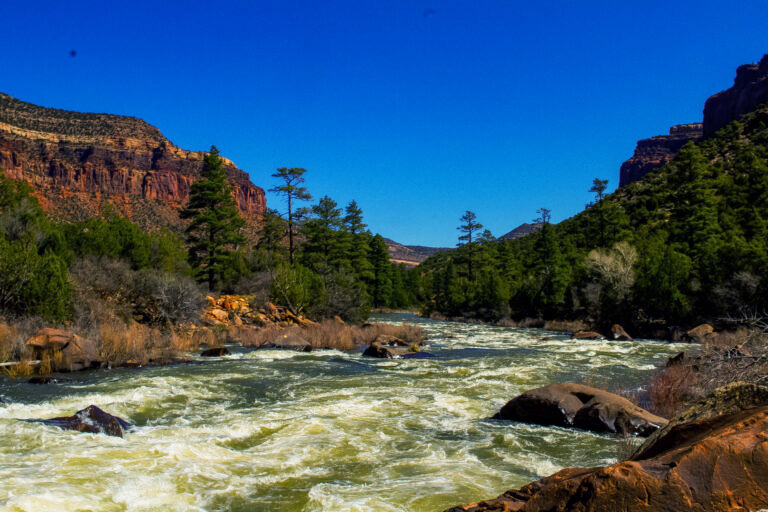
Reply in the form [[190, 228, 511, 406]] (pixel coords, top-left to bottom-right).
[[0, 314, 686, 512]]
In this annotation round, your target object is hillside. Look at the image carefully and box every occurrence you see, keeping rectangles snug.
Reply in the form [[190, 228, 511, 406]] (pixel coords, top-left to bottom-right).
[[384, 238, 449, 267], [497, 222, 542, 241], [0, 93, 265, 234], [418, 93, 768, 331]]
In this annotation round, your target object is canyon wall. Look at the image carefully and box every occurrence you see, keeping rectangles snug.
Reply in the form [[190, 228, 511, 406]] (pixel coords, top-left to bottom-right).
[[0, 93, 265, 233], [620, 53, 768, 187]]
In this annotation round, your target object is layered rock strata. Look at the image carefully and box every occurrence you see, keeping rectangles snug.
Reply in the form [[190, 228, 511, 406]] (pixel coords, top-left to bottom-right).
[[0, 93, 265, 233]]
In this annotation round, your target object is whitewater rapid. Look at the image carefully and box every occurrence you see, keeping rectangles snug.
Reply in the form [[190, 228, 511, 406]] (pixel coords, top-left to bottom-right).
[[0, 314, 686, 511]]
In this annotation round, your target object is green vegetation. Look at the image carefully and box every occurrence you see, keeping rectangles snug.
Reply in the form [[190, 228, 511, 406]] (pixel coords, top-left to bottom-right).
[[0, 146, 420, 336], [420, 107, 768, 333]]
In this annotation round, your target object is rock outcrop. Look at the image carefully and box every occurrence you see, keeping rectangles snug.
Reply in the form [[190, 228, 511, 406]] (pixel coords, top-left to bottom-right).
[[619, 53, 768, 188], [25, 328, 101, 372], [618, 123, 703, 187], [32, 405, 131, 438], [0, 93, 265, 234], [203, 295, 316, 329], [447, 383, 768, 512], [492, 383, 666, 437], [703, 54, 768, 138]]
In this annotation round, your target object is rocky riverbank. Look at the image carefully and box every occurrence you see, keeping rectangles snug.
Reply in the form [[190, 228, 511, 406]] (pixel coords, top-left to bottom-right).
[[445, 383, 768, 512]]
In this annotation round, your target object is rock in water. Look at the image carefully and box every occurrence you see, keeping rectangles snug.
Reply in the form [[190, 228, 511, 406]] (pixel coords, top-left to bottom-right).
[[571, 331, 604, 340], [33, 405, 131, 438], [611, 324, 633, 341], [493, 383, 666, 436], [200, 347, 231, 357], [448, 383, 768, 512]]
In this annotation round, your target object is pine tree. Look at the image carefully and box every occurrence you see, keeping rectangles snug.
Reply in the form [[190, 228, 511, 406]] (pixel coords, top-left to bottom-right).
[[255, 208, 287, 266], [300, 196, 349, 271], [589, 178, 609, 246], [368, 234, 392, 308], [344, 200, 374, 282], [457, 210, 483, 281], [181, 146, 246, 291], [270, 167, 311, 264]]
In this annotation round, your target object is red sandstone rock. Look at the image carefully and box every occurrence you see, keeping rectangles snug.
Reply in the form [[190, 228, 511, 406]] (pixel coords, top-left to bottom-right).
[[0, 93, 265, 234], [618, 123, 703, 187], [447, 383, 768, 512]]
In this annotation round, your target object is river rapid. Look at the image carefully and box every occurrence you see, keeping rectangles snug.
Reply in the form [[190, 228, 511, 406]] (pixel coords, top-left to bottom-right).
[[0, 314, 686, 512]]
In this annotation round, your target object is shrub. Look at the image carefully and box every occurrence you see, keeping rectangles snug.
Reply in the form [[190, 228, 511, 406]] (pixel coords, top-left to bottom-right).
[[649, 364, 702, 418], [131, 269, 205, 326], [270, 263, 322, 315]]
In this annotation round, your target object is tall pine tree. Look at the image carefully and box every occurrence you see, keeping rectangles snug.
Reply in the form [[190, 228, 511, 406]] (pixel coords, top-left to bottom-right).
[[181, 146, 246, 291]]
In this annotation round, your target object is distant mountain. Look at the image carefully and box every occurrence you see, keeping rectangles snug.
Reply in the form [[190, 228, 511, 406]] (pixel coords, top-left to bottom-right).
[[384, 238, 450, 268], [498, 222, 542, 241], [0, 93, 265, 235]]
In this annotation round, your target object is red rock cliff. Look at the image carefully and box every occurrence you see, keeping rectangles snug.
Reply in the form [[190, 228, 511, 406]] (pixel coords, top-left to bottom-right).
[[618, 123, 703, 187], [0, 93, 265, 233], [704, 54, 768, 138], [620, 53, 768, 188]]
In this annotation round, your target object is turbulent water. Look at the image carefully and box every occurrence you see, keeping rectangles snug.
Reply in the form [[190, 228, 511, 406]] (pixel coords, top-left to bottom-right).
[[0, 314, 686, 512]]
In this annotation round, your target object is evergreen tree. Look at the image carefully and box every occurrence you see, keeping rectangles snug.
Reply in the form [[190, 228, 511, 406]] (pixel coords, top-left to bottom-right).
[[181, 146, 246, 291], [344, 200, 374, 282], [368, 234, 392, 308], [589, 178, 609, 246], [255, 208, 287, 266], [270, 167, 311, 264], [457, 210, 483, 281], [300, 196, 349, 271]]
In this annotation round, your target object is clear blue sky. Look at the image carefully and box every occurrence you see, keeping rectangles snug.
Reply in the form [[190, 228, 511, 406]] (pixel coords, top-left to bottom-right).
[[1, 1, 767, 246]]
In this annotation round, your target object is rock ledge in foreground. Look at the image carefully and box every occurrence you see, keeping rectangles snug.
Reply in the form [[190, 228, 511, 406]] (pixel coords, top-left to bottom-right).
[[448, 383, 768, 512]]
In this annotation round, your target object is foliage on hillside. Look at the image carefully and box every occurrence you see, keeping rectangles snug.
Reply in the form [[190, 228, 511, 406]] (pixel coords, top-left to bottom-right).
[[419, 107, 768, 332]]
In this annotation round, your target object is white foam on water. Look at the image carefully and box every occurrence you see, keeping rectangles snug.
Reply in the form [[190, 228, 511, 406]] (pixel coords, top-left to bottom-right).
[[0, 315, 684, 511]]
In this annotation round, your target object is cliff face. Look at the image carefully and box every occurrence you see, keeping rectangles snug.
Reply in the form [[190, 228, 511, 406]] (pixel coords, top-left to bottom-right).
[[618, 123, 703, 187], [703, 54, 768, 138], [620, 53, 768, 187], [0, 93, 265, 232]]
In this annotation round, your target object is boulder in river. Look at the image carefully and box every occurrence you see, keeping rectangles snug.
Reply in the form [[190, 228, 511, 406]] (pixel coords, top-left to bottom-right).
[[32, 405, 131, 438], [448, 383, 768, 512], [200, 347, 231, 357], [28, 376, 71, 385], [571, 330, 604, 340], [610, 324, 633, 341], [363, 334, 425, 359], [493, 383, 667, 437]]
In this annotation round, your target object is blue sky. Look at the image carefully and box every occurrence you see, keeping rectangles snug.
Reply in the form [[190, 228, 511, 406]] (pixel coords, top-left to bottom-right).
[[1, 1, 767, 246]]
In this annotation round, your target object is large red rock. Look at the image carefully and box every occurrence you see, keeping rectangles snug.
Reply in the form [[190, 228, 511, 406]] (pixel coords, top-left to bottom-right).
[[493, 383, 666, 437], [0, 93, 265, 235], [447, 383, 768, 512]]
